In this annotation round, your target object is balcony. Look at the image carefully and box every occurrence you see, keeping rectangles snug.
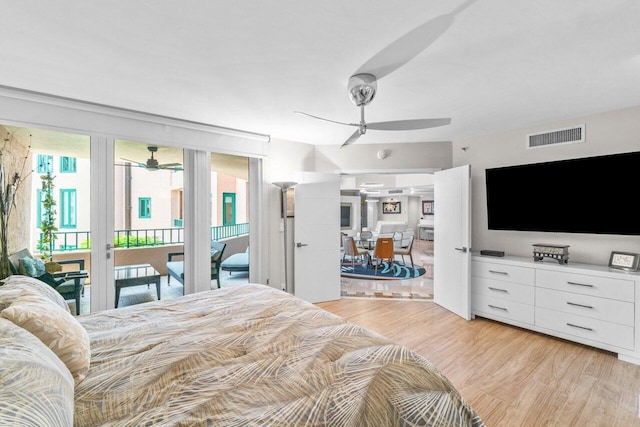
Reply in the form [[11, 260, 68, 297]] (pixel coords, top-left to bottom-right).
[[45, 223, 250, 314]]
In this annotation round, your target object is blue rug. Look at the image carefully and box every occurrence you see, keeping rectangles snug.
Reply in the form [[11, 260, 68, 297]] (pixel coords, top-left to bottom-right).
[[341, 262, 426, 280]]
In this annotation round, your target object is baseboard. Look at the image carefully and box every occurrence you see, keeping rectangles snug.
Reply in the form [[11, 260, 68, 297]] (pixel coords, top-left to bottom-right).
[[618, 352, 640, 366]]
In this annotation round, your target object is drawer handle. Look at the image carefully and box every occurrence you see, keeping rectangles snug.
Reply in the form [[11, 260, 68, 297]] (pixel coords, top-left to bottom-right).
[[566, 323, 594, 332], [566, 301, 594, 309], [488, 287, 508, 293], [488, 304, 508, 311], [488, 270, 509, 275], [567, 281, 594, 288]]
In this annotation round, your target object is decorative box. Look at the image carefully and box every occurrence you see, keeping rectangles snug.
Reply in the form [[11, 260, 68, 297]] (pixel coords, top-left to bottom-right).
[[533, 243, 570, 264]]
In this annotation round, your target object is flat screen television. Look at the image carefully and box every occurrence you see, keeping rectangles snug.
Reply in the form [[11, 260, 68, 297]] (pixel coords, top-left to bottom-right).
[[485, 151, 640, 235]]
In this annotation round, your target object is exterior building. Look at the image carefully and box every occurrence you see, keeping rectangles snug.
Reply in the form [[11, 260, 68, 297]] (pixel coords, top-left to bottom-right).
[[29, 153, 248, 254]]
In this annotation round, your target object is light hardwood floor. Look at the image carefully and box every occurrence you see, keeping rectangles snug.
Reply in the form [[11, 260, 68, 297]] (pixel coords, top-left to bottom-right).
[[317, 298, 640, 427]]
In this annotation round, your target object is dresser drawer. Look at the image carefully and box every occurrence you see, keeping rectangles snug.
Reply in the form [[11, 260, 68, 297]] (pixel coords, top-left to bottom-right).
[[472, 261, 535, 286], [472, 293, 534, 325], [472, 277, 534, 305], [536, 269, 634, 302], [535, 307, 634, 350], [536, 287, 634, 326]]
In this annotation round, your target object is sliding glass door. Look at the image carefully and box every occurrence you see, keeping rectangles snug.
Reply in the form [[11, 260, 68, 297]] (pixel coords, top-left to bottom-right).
[[0, 123, 92, 315], [112, 140, 185, 309]]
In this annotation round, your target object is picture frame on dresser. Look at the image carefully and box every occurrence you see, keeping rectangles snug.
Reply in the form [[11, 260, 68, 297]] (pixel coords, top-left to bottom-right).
[[608, 251, 639, 271]]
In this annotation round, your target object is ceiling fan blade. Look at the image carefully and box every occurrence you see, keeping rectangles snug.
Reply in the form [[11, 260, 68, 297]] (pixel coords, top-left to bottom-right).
[[367, 118, 451, 131], [340, 130, 363, 148], [120, 158, 146, 167], [159, 163, 182, 168], [354, 0, 476, 80], [294, 111, 358, 127]]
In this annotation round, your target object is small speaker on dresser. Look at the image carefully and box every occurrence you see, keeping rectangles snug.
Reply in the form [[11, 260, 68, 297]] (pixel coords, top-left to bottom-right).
[[480, 250, 505, 257]]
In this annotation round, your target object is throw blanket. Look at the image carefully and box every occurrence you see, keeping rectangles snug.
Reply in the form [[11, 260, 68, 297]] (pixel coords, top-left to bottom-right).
[[75, 284, 483, 426]]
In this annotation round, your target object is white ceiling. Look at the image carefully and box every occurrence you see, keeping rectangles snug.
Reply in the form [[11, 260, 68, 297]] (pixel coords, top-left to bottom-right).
[[1, 1, 639, 147]]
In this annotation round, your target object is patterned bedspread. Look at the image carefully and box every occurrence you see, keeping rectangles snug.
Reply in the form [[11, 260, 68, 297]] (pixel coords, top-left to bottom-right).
[[75, 284, 484, 426]]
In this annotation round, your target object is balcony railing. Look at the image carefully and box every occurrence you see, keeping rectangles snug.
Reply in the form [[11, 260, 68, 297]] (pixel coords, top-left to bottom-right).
[[39, 223, 249, 252]]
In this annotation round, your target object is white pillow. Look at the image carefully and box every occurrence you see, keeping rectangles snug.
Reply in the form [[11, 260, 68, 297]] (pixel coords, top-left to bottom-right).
[[1, 291, 90, 384], [1, 275, 71, 313], [0, 317, 74, 427]]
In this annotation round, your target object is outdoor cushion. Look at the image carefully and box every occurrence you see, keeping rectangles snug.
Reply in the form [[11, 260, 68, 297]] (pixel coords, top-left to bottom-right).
[[221, 247, 249, 272]]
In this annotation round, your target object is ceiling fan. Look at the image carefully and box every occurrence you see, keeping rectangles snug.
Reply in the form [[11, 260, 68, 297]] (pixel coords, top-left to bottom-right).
[[295, 0, 477, 148], [119, 146, 183, 171], [296, 73, 451, 148]]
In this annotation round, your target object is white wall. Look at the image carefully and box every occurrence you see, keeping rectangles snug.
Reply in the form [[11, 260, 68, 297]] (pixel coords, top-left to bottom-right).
[[453, 105, 640, 265], [266, 138, 317, 289], [315, 141, 452, 172]]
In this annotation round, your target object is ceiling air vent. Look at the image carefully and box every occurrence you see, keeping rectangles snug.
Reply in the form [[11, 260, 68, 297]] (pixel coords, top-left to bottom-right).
[[527, 125, 585, 149], [388, 189, 404, 194]]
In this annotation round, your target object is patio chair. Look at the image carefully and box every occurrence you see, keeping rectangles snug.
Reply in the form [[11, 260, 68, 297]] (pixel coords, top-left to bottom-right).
[[167, 241, 226, 289], [8, 249, 88, 315], [221, 246, 249, 275]]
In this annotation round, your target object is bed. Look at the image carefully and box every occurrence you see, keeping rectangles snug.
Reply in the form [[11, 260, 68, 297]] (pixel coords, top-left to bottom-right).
[[0, 275, 484, 426]]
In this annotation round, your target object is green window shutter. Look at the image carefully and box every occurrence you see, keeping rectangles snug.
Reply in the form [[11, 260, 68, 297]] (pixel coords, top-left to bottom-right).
[[37, 189, 44, 227], [60, 156, 77, 173], [60, 189, 77, 228], [37, 155, 53, 174], [138, 197, 151, 219]]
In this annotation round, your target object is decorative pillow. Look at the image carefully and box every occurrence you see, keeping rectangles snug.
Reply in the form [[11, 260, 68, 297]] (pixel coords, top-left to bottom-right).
[[33, 257, 47, 277], [18, 257, 37, 277], [0, 275, 70, 313], [0, 317, 74, 427], [45, 261, 63, 273], [1, 292, 90, 384]]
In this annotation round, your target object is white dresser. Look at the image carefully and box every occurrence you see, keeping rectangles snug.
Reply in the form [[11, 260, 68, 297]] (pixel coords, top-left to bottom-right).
[[471, 254, 640, 365]]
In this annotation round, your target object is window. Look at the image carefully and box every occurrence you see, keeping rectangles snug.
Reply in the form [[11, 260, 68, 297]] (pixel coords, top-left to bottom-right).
[[60, 156, 77, 173], [138, 197, 151, 219], [37, 154, 53, 174], [59, 189, 77, 228], [222, 193, 235, 225]]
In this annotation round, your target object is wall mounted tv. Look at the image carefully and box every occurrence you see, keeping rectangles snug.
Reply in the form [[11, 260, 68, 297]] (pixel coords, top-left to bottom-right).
[[485, 151, 640, 235]]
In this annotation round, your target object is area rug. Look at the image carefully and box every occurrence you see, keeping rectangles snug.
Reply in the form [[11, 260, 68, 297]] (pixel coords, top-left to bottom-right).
[[341, 262, 426, 280]]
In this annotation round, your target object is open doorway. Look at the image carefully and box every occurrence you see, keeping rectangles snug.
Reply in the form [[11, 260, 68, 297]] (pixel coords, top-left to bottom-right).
[[339, 172, 435, 300]]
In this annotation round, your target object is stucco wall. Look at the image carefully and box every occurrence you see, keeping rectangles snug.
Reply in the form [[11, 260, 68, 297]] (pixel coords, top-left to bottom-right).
[[0, 125, 33, 255]]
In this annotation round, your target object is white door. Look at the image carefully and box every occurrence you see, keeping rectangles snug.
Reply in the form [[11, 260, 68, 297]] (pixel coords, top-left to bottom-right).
[[434, 165, 471, 320], [293, 172, 340, 303]]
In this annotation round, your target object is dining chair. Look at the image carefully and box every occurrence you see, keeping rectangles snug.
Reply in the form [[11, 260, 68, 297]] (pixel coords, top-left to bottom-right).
[[394, 235, 415, 267], [342, 236, 369, 270], [392, 231, 403, 249], [358, 230, 374, 249], [372, 237, 394, 275]]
